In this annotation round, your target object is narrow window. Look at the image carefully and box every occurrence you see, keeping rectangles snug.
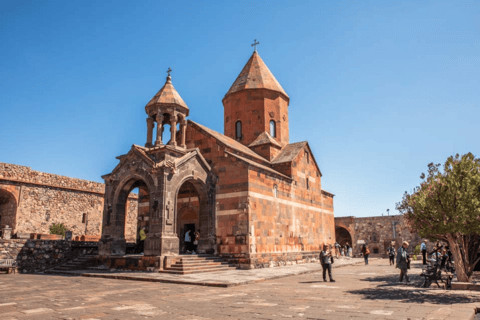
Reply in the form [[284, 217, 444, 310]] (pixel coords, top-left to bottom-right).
[[273, 184, 278, 198], [305, 151, 309, 164], [306, 177, 309, 190], [82, 213, 87, 223], [269, 120, 276, 137], [235, 121, 242, 140]]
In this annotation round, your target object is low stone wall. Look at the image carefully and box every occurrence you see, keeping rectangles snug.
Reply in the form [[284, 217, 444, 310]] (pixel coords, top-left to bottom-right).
[[222, 251, 320, 269], [0, 239, 97, 273]]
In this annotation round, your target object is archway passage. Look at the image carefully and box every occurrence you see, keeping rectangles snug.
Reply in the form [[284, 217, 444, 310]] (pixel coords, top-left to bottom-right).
[[116, 179, 151, 253], [0, 190, 17, 231], [176, 179, 212, 254], [335, 227, 352, 247]]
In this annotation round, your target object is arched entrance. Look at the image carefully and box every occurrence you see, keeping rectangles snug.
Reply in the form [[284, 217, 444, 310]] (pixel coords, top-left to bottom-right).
[[0, 190, 17, 232], [175, 178, 213, 254], [335, 226, 352, 247]]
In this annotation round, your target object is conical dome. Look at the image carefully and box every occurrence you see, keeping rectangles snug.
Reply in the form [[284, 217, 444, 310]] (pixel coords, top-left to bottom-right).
[[145, 75, 189, 116], [224, 51, 289, 101]]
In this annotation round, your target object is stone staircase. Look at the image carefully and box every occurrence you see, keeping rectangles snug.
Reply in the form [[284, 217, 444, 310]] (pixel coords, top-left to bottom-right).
[[45, 255, 97, 275], [159, 254, 237, 275]]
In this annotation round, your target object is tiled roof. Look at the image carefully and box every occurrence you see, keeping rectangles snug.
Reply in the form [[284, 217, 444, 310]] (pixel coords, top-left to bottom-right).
[[188, 120, 269, 163], [224, 51, 289, 100], [225, 151, 291, 180], [248, 132, 282, 148], [271, 142, 307, 164], [145, 75, 189, 112]]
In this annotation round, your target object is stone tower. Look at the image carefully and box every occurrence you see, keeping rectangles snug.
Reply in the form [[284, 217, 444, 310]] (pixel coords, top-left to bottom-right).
[[222, 50, 290, 160], [144, 71, 189, 148]]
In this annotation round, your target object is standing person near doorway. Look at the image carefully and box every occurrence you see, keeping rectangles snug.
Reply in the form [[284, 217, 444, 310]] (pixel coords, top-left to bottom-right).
[[361, 244, 370, 265], [387, 242, 396, 266], [320, 244, 335, 282], [334, 242, 340, 258], [192, 230, 200, 254], [345, 243, 350, 257], [137, 227, 147, 255], [184, 229, 192, 254], [421, 240, 427, 265], [396, 241, 410, 284]]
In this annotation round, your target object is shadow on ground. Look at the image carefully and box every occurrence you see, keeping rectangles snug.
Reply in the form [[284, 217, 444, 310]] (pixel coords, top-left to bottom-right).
[[349, 273, 478, 305]]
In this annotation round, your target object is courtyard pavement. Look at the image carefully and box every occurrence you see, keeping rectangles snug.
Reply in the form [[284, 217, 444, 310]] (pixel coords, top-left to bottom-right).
[[1, 259, 479, 320]]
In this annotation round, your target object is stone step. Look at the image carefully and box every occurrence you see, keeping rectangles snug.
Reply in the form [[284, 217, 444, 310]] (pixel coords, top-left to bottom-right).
[[174, 259, 227, 265], [171, 262, 230, 268], [158, 266, 236, 275], [167, 264, 229, 271]]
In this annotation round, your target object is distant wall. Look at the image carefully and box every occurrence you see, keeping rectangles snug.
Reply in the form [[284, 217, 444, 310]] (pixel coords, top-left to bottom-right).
[[0, 163, 138, 241]]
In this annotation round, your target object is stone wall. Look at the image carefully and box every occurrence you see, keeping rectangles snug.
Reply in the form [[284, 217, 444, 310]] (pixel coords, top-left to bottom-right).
[[0, 163, 138, 241], [0, 239, 97, 273], [335, 215, 431, 256]]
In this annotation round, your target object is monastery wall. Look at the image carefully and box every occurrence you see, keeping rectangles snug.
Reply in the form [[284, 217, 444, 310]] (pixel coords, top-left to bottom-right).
[[0, 163, 138, 241]]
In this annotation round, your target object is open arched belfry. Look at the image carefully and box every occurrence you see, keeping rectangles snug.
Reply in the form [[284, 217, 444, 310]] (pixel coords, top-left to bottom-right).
[[100, 47, 336, 269]]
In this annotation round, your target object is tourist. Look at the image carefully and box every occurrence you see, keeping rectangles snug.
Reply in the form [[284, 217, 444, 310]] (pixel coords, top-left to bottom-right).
[[387, 242, 396, 266], [345, 242, 350, 257], [421, 240, 427, 265], [137, 226, 147, 255], [334, 242, 340, 258], [396, 241, 410, 283], [361, 244, 370, 265], [192, 230, 200, 254], [184, 229, 192, 254], [340, 246, 345, 257], [320, 244, 335, 282]]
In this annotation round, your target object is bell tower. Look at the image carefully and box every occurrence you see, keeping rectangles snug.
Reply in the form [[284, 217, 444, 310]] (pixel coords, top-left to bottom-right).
[[144, 68, 189, 149], [222, 44, 290, 149]]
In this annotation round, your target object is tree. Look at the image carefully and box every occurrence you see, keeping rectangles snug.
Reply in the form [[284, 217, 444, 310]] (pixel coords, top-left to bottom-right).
[[396, 153, 480, 282]]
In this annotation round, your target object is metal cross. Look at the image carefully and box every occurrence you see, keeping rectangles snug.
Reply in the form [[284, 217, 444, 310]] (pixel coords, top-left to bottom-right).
[[251, 39, 260, 52], [167, 67, 172, 76]]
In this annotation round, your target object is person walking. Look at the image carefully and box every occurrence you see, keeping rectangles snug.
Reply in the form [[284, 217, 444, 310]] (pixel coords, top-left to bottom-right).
[[192, 230, 200, 254], [334, 242, 340, 258], [387, 242, 396, 266], [184, 229, 192, 254], [421, 240, 427, 265], [320, 244, 335, 282], [396, 241, 410, 284], [361, 244, 370, 265]]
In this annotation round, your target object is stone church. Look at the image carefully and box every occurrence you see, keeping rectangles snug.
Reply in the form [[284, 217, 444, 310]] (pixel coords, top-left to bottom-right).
[[99, 49, 336, 268]]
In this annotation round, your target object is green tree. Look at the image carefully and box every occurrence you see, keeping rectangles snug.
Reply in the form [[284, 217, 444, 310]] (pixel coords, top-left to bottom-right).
[[49, 223, 67, 238], [396, 153, 480, 282]]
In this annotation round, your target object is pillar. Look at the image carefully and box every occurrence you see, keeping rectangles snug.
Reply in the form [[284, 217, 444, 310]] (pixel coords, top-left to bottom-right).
[[180, 120, 187, 148], [169, 115, 177, 146], [146, 117, 154, 147], [155, 114, 164, 146]]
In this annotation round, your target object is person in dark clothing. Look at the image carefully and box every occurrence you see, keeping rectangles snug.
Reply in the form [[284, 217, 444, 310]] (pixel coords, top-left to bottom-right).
[[361, 244, 370, 265], [320, 244, 335, 282], [420, 240, 427, 265], [387, 242, 396, 266], [396, 241, 410, 283]]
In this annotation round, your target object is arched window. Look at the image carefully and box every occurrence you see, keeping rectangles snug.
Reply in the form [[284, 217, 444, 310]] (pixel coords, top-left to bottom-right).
[[235, 121, 242, 140], [269, 120, 276, 137]]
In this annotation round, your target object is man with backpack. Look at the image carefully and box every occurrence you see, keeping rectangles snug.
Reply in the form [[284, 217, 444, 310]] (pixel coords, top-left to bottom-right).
[[320, 244, 335, 282]]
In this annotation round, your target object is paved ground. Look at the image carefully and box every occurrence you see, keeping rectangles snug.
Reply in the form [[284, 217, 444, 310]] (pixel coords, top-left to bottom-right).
[[1, 259, 479, 320], [80, 256, 362, 287]]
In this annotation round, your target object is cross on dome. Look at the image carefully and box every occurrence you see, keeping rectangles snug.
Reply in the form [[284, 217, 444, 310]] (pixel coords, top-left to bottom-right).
[[251, 39, 259, 52]]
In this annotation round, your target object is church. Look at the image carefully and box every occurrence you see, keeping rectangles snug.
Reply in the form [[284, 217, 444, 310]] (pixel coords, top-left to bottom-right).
[[99, 48, 335, 268]]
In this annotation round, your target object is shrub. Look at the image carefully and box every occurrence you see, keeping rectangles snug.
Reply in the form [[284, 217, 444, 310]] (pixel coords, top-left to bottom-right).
[[414, 244, 421, 256], [49, 223, 67, 237]]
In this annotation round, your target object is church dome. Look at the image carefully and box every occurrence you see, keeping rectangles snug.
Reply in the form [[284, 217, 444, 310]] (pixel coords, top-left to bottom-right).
[[145, 74, 189, 116], [223, 51, 289, 101]]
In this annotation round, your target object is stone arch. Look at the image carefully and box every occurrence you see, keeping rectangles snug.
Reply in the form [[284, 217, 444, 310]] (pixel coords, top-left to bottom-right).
[[335, 226, 353, 247], [173, 175, 216, 254], [0, 189, 17, 232]]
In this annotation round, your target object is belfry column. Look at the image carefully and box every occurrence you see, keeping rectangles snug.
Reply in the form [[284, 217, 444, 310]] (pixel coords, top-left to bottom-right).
[[169, 115, 177, 146], [155, 114, 164, 146], [145, 117, 154, 147], [180, 120, 187, 148]]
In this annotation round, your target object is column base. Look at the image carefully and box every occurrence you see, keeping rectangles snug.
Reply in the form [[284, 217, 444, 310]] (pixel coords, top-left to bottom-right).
[[144, 234, 179, 256]]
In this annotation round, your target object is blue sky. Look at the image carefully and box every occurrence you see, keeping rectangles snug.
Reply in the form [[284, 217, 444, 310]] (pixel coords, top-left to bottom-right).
[[1, 0, 479, 217]]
